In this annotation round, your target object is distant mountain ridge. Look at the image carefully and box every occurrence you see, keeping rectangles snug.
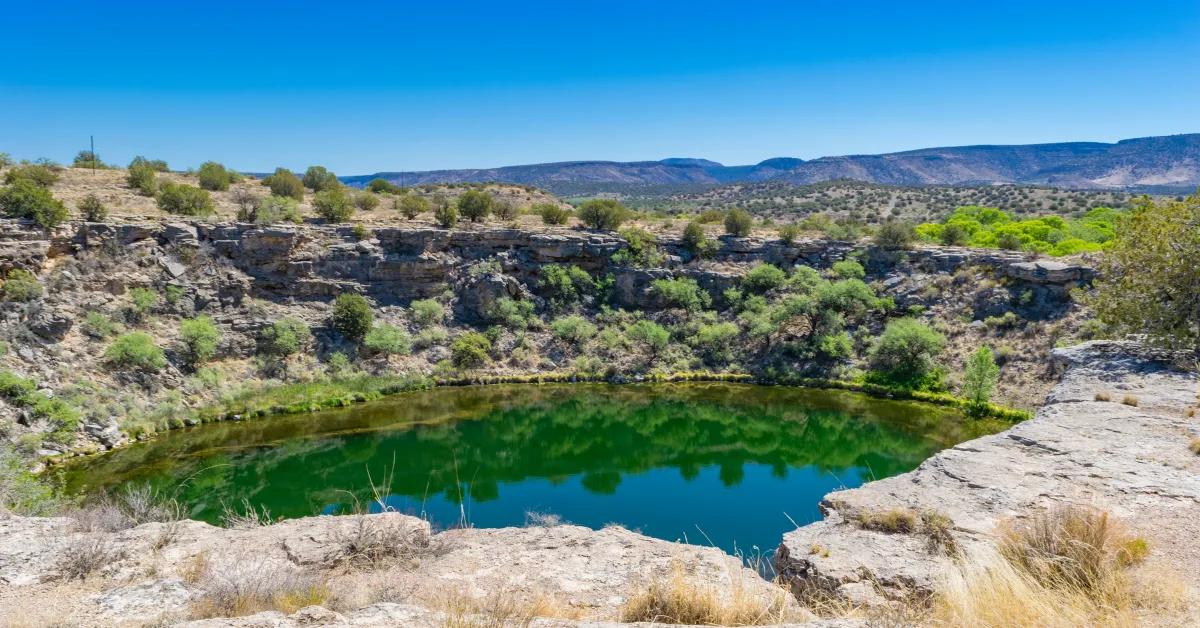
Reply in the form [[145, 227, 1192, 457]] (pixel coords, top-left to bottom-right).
[[341, 133, 1200, 192]]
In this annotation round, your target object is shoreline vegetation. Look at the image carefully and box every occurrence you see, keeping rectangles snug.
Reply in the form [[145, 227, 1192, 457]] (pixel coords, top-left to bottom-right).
[[43, 368, 1031, 467]]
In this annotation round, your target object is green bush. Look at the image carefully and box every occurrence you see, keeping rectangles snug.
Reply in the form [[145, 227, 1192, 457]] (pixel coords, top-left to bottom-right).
[[331, 294, 373, 342], [129, 156, 170, 173], [962, 345, 1000, 415], [458, 190, 493, 222], [939, 222, 969, 246], [0, 180, 68, 228], [741, 263, 786, 293], [875, 220, 916, 250], [178, 316, 221, 368], [724, 210, 753, 237], [3, 165, 59, 188], [410, 299, 445, 328], [538, 265, 596, 310], [451, 332, 492, 368], [681, 222, 717, 259], [77, 194, 107, 221], [0, 370, 37, 399], [156, 183, 214, 216], [302, 166, 339, 192], [433, 197, 458, 228], [0, 444, 63, 515], [533, 202, 570, 225], [778, 224, 800, 245], [625, 319, 670, 358], [264, 168, 305, 200], [353, 191, 380, 211], [697, 209, 724, 224], [367, 178, 396, 194], [816, 279, 879, 318], [84, 311, 119, 338], [126, 162, 158, 195], [577, 199, 628, 230], [696, 322, 739, 364], [488, 297, 536, 330], [259, 318, 312, 356], [831, 260, 865, 280], [396, 195, 429, 219], [363, 324, 413, 356], [1, 269, 43, 301], [612, 227, 663, 267], [313, 187, 355, 223], [73, 150, 108, 169], [197, 161, 231, 191], [245, 196, 302, 224], [129, 287, 159, 320], [651, 278, 711, 314], [551, 315, 598, 345], [492, 200, 519, 221], [868, 318, 946, 390], [105, 332, 167, 372]]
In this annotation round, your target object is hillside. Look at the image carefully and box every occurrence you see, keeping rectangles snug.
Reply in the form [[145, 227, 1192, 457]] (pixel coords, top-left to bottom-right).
[[344, 133, 1200, 193]]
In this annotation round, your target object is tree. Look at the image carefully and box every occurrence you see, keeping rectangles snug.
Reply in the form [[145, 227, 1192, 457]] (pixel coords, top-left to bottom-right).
[[331, 293, 373, 342], [533, 203, 570, 225], [259, 318, 312, 356], [353, 191, 380, 211], [1083, 193, 1200, 351], [681, 222, 717, 259], [831, 260, 865, 280], [396, 194, 428, 219], [0, 180, 68, 228], [962, 345, 1000, 414], [126, 162, 157, 196], [302, 166, 339, 192], [625, 320, 670, 359], [697, 209, 724, 224], [77, 194, 107, 221], [651, 278, 711, 314], [198, 161, 231, 191], [313, 187, 355, 223], [741, 263, 786, 293], [4, 165, 59, 188], [492, 199, 519, 221], [245, 196, 301, 224], [73, 150, 106, 169], [156, 183, 214, 217], [940, 222, 969, 246], [876, 220, 916, 250], [367, 178, 396, 194], [264, 168, 305, 200], [577, 199, 627, 230], [868, 318, 946, 390], [434, 198, 458, 228], [452, 332, 491, 368], [778, 224, 800, 245], [129, 156, 169, 173], [458, 190, 493, 222], [105, 333, 166, 372], [178, 316, 221, 368], [724, 210, 753, 237]]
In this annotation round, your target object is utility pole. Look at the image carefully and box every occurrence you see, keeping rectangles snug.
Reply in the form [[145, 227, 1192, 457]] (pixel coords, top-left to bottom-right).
[[90, 136, 95, 174]]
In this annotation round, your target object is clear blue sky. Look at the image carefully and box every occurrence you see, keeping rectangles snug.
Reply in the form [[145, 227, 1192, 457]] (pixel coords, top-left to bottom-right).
[[2, 0, 1198, 174]]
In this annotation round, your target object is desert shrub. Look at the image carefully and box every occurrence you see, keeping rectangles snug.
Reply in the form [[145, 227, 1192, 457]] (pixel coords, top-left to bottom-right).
[[3, 165, 59, 188], [724, 210, 753, 237], [366, 178, 396, 194], [129, 156, 169, 173], [105, 332, 167, 372], [488, 297, 536, 330], [940, 222, 969, 246], [410, 299, 445, 328], [963, 345, 1000, 415], [491, 199, 519, 221], [331, 294, 373, 342], [0, 179, 68, 228], [198, 161, 232, 191], [612, 227, 663, 267], [433, 198, 458, 228], [816, 279, 879, 317], [396, 194, 429, 219], [126, 162, 158, 195], [178, 316, 221, 368], [259, 318, 312, 357], [73, 150, 108, 169], [999, 505, 1147, 594], [538, 265, 596, 311], [831, 260, 865, 280], [263, 168, 305, 200], [353, 191, 380, 211], [868, 318, 946, 390], [625, 320, 670, 358], [1, 444, 63, 515], [1, 269, 43, 301], [651, 278, 711, 314], [876, 220, 917, 250], [457, 190, 492, 222], [784, 265, 825, 294], [577, 199, 628, 230], [778, 224, 800, 245], [696, 322, 739, 364], [681, 222, 717, 259], [414, 327, 448, 349], [129, 287, 159, 320], [696, 209, 724, 224], [363, 324, 412, 356], [533, 202, 570, 225], [551, 315, 598, 345], [74, 194, 107, 222], [313, 188, 354, 223], [84, 311, 119, 338], [245, 196, 301, 224], [157, 183, 214, 217], [741, 263, 786, 293], [451, 333, 492, 368], [301, 166, 339, 192]]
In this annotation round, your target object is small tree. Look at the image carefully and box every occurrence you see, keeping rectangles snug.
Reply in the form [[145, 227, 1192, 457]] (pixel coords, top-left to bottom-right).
[[410, 299, 445, 327], [259, 318, 312, 357], [831, 260, 865, 280], [367, 178, 395, 194], [313, 188, 355, 223], [962, 345, 1000, 414], [940, 223, 969, 246], [458, 190, 492, 222], [331, 293, 373, 342], [533, 203, 570, 225], [353, 191, 380, 212], [1, 270, 43, 302], [434, 199, 458, 228], [868, 318, 946, 390], [651, 277, 711, 314], [363, 324, 413, 356], [396, 195, 429, 219], [129, 156, 170, 173], [876, 220, 916, 250], [264, 168, 305, 200], [105, 332, 166, 372], [681, 222, 717, 259], [778, 224, 800, 245], [197, 161, 231, 191], [178, 316, 221, 368], [625, 320, 670, 359], [741, 263, 786, 293], [4, 165, 59, 188], [156, 183, 214, 217], [245, 195, 301, 224], [492, 199, 519, 221], [129, 287, 159, 321], [577, 199, 627, 230], [302, 166, 339, 192], [451, 332, 491, 368], [0, 180, 68, 228], [78, 194, 107, 221], [73, 150, 106, 169], [126, 162, 157, 196], [724, 210, 753, 237]]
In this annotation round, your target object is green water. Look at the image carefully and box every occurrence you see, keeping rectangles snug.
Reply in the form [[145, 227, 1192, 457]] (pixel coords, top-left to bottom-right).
[[63, 383, 985, 558]]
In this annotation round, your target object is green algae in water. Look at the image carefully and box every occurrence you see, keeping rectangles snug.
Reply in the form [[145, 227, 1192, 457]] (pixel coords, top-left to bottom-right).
[[63, 383, 995, 558]]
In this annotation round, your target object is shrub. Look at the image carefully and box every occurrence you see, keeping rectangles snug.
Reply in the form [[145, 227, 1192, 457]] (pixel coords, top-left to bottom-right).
[[577, 199, 628, 230], [410, 299, 445, 328], [490, 199, 518, 221], [533, 202, 570, 225], [331, 294, 373, 342], [105, 333, 166, 371], [831, 260, 865, 280], [697, 209, 724, 224], [778, 224, 800, 245], [129, 156, 170, 173], [940, 222, 969, 246], [259, 318, 312, 357], [414, 327, 448, 349], [551, 315, 597, 345], [245, 196, 301, 224], [1120, 394, 1139, 407], [433, 198, 458, 228], [1, 269, 43, 301], [724, 210, 753, 237], [179, 316, 221, 368], [538, 265, 596, 310], [73, 150, 108, 169], [876, 220, 916, 250], [625, 320, 670, 358], [1, 444, 63, 515], [457, 190, 492, 222], [126, 162, 158, 195], [868, 318, 946, 390], [366, 178, 395, 194], [651, 278, 711, 314], [681, 222, 717, 259], [198, 162, 231, 191], [84, 311, 119, 338], [741, 263, 786, 293], [696, 322, 739, 364], [396, 195, 429, 219], [312, 187, 354, 223], [0, 180, 68, 228], [301, 166, 339, 192], [3, 165, 59, 188], [612, 227, 663, 267], [156, 183, 214, 217], [451, 333, 491, 368], [816, 279, 879, 317], [129, 287, 159, 320], [363, 324, 412, 356], [962, 345, 1000, 415], [349, 191, 378, 212], [264, 168, 305, 200], [488, 297, 536, 330], [78, 194, 107, 221]]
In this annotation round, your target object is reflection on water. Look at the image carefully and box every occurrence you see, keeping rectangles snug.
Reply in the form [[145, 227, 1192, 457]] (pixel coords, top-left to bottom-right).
[[64, 383, 984, 557]]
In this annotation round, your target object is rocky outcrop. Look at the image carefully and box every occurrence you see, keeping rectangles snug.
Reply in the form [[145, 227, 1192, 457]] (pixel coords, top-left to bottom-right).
[[775, 340, 1200, 603]]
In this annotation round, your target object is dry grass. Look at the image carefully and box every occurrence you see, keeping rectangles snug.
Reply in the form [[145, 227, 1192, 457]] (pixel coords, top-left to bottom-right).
[[620, 560, 796, 625], [219, 498, 274, 529], [1120, 394, 1140, 407], [852, 507, 919, 533], [1095, 391, 1113, 402], [1189, 436, 1200, 455], [57, 536, 124, 580], [328, 514, 439, 570], [439, 587, 583, 628], [188, 554, 330, 619]]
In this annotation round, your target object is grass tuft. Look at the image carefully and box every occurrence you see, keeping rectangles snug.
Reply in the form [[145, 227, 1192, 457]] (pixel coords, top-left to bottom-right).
[[621, 559, 794, 625], [1094, 391, 1112, 402], [1120, 394, 1140, 407]]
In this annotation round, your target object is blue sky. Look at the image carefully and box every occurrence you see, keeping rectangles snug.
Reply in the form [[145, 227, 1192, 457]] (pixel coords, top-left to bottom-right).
[[2, 0, 1198, 174]]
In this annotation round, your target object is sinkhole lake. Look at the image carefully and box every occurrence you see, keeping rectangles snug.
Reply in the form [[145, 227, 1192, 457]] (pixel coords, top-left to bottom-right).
[[64, 383, 994, 558]]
